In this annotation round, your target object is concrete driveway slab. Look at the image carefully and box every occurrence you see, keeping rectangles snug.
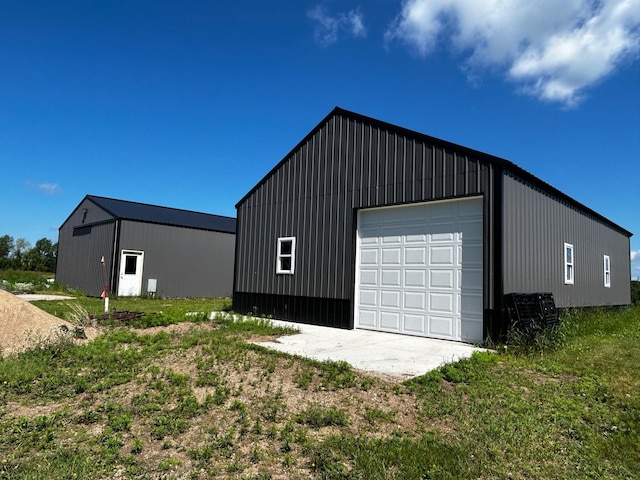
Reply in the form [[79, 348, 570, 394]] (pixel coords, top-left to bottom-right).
[[256, 319, 487, 380]]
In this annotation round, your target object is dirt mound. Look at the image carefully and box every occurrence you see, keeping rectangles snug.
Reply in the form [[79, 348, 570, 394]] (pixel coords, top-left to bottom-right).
[[0, 289, 98, 356]]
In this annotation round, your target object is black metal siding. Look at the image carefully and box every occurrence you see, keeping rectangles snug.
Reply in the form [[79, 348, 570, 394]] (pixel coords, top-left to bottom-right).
[[502, 172, 631, 306], [117, 220, 235, 298], [234, 112, 497, 328]]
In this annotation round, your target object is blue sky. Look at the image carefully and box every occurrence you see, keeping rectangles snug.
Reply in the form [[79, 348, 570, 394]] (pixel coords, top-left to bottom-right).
[[1, 0, 639, 277]]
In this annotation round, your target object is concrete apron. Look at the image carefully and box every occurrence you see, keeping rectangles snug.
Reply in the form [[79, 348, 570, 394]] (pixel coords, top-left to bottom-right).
[[255, 319, 487, 380]]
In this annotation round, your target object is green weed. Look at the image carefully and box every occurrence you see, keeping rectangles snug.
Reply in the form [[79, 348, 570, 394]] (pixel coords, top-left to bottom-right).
[[296, 405, 348, 428]]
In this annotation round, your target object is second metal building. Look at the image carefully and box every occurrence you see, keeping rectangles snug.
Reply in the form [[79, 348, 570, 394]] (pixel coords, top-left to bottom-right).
[[57, 195, 236, 298], [233, 108, 632, 343]]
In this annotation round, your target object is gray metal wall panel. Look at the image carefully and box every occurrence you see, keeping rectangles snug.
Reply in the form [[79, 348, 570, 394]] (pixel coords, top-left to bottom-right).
[[64, 197, 115, 226], [118, 221, 235, 298], [56, 221, 115, 296], [56, 198, 116, 295], [235, 113, 497, 308], [502, 172, 631, 306]]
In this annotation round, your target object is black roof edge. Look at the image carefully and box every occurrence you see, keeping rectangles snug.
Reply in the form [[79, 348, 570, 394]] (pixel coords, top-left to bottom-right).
[[85, 194, 236, 222], [235, 106, 632, 238], [59, 194, 236, 234]]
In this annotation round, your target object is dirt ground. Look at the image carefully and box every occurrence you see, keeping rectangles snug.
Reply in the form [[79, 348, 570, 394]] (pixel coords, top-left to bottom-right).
[[0, 289, 99, 356]]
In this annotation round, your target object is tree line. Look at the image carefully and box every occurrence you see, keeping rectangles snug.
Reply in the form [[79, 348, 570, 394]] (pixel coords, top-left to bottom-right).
[[0, 235, 57, 272]]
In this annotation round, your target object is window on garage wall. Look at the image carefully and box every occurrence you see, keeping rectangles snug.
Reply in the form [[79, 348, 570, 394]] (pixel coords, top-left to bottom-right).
[[276, 237, 296, 274], [603, 255, 611, 288], [564, 243, 574, 285]]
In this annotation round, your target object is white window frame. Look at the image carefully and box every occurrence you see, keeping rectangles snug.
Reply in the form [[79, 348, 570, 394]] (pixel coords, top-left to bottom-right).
[[603, 255, 611, 288], [564, 243, 574, 285], [276, 237, 296, 275]]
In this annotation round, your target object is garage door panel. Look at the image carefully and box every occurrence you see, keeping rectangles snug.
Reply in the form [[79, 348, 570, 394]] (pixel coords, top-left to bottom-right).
[[403, 314, 425, 333], [381, 290, 401, 308], [460, 220, 483, 240], [462, 268, 483, 290], [461, 244, 483, 266], [359, 290, 377, 307], [429, 292, 454, 313], [461, 292, 483, 315], [359, 310, 377, 327], [382, 248, 401, 264], [356, 197, 483, 343], [430, 246, 455, 265], [404, 291, 426, 309], [430, 270, 454, 288], [406, 230, 427, 243], [360, 232, 379, 244], [431, 231, 455, 242], [428, 202, 453, 220], [381, 231, 402, 244], [361, 250, 378, 264], [429, 316, 454, 337], [405, 247, 426, 264], [461, 318, 483, 343], [381, 269, 401, 286], [360, 269, 378, 286], [380, 312, 400, 330], [405, 270, 426, 287]]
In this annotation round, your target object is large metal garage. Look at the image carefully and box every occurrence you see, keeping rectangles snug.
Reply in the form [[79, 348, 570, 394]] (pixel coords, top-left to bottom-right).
[[233, 107, 632, 343], [355, 197, 483, 343]]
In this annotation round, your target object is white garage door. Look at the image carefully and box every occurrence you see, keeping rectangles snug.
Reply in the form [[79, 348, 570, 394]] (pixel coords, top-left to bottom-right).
[[355, 197, 483, 343]]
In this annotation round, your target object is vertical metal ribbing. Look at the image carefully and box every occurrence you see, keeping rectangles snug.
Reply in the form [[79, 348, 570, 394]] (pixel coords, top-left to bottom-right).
[[501, 171, 630, 307], [235, 111, 496, 302]]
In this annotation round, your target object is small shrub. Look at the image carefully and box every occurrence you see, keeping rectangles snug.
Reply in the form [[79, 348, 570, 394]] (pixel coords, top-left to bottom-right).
[[131, 438, 143, 455], [65, 303, 95, 328], [504, 322, 565, 354], [22, 328, 76, 359], [364, 407, 396, 425], [215, 428, 236, 458], [108, 412, 132, 432], [360, 376, 375, 391], [319, 360, 356, 389], [188, 445, 213, 464], [230, 399, 248, 417], [295, 369, 314, 389], [151, 415, 189, 440]]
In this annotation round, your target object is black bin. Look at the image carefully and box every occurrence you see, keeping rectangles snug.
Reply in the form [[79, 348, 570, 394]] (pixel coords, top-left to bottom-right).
[[504, 292, 558, 331]]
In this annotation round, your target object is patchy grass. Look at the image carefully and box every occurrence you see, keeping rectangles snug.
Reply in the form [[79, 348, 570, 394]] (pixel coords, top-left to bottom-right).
[[0, 300, 638, 479], [33, 296, 232, 328], [0, 269, 76, 295]]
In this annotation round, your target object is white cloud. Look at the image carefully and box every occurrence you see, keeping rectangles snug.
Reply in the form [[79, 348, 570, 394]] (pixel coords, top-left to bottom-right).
[[385, 0, 640, 106], [27, 181, 61, 195], [308, 5, 367, 46]]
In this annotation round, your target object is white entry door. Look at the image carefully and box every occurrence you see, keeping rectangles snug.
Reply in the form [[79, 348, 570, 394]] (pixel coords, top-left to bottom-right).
[[118, 250, 144, 296], [355, 197, 483, 343]]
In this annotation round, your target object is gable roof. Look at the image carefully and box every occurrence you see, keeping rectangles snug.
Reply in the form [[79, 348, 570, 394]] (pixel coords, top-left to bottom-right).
[[237, 106, 631, 238], [85, 195, 236, 234]]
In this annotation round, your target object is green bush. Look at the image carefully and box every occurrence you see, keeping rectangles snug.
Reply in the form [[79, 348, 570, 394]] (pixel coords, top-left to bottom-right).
[[631, 280, 640, 305]]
